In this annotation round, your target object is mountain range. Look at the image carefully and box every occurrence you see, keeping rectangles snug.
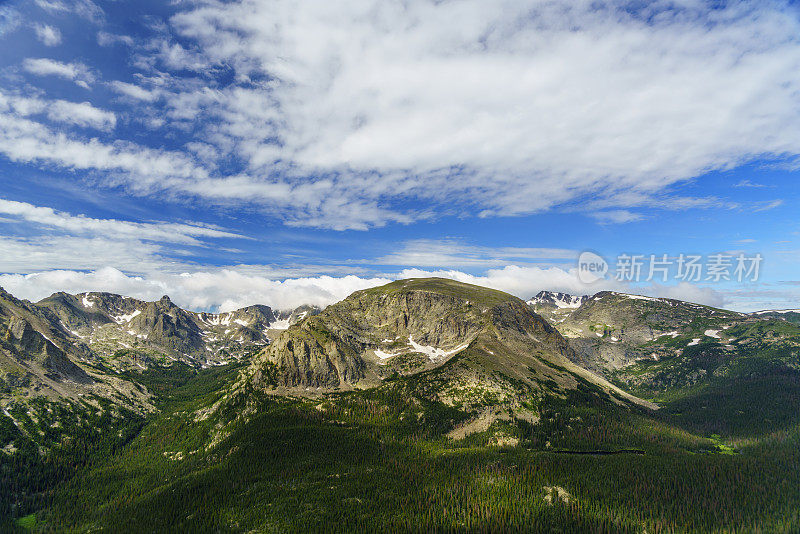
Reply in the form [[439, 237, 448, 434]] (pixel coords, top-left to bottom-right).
[[2, 279, 798, 532], [0, 288, 318, 414]]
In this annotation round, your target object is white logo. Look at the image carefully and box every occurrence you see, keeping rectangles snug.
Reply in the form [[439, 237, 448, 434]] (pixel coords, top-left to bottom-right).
[[577, 251, 608, 284]]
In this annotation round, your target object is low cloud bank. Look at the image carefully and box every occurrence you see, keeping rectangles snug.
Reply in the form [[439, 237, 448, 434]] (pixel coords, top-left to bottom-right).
[[0, 265, 727, 312]]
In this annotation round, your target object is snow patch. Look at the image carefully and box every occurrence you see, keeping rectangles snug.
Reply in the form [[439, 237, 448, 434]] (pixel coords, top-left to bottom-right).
[[624, 294, 660, 302], [202, 313, 233, 326], [82, 295, 94, 308], [704, 329, 720, 339], [374, 349, 397, 360], [268, 317, 292, 330], [687, 338, 701, 346], [113, 310, 141, 324], [408, 336, 469, 362]]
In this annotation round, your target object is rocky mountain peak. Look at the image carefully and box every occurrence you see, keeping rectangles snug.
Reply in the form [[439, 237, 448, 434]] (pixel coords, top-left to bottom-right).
[[528, 290, 589, 309]]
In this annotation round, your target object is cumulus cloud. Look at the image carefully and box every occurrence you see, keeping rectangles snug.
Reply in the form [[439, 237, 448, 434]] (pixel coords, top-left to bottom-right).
[[22, 58, 95, 88], [0, 267, 393, 312], [33, 23, 61, 46], [0, 263, 728, 314]]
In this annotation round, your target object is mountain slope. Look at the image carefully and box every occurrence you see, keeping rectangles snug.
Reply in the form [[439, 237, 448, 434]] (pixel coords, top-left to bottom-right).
[[528, 290, 589, 311], [531, 290, 800, 435], [549, 291, 744, 373]]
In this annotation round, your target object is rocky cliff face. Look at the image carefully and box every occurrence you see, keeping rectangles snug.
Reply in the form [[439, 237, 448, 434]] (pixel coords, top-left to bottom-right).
[[4, 315, 91, 383]]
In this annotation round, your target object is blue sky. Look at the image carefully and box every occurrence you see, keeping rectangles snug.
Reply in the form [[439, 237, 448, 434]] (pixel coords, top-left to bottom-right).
[[0, 0, 799, 312]]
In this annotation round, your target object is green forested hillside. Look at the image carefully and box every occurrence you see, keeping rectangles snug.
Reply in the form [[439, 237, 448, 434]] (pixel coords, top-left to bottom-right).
[[16, 357, 798, 533]]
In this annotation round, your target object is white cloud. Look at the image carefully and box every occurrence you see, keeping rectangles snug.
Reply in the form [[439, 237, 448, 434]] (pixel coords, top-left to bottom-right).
[[0, 236, 176, 273], [107, 80, 159, 102], [6, 1, 800, 231], [46, 100, 116, 130], [648, 282, 725, 309], [0, 90, 115, 130], [0, 6, 21, 37], [0, 264, 728, 313], [0, 112, 206, 189], [34, 0, 103, 24], [734, 180, 768, 188], [374, 239, 577, 268], [22, 58, 95, 88], [0, 198, 243, 244], [97, 31, 133, 47], [144, 0, 800, 227], [589, 210, 645, 224], [0, 198, 246, 273], [753, 199, 784, 212], [0, 267, 392, 312], [33, 23, 62, 46]]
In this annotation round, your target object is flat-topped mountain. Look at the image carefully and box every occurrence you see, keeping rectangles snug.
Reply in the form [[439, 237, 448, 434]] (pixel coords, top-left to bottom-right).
[[243, 278, 651, 413]]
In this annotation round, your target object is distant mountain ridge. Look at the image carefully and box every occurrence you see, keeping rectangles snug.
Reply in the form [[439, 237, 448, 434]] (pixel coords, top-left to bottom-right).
[[0, 286, 319, 414], [527, 290, 589, 309], [35, 291, 320, 366]]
